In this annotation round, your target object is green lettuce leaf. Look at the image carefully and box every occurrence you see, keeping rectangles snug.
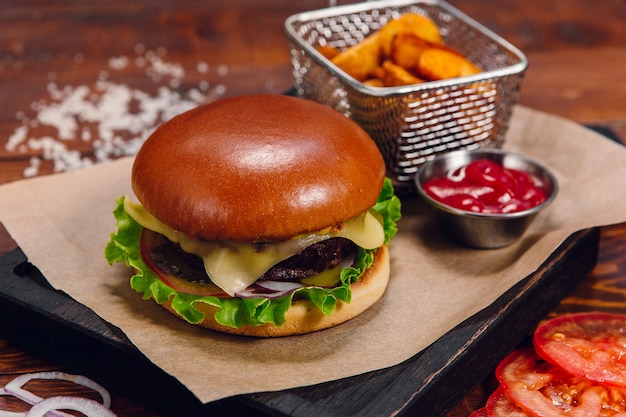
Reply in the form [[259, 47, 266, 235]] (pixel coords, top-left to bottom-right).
[[104, 178, 401, 329]]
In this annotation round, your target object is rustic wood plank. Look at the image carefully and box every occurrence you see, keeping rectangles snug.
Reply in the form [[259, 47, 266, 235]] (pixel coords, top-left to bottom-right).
[[0, 0, 624, 415]]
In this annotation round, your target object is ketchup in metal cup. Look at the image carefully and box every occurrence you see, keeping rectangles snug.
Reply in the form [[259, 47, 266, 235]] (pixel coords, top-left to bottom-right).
[[421, 159, 546, 214]]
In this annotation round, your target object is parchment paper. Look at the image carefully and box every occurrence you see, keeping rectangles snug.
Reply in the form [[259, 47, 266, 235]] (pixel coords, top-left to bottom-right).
[[1, 106, 625, 403]]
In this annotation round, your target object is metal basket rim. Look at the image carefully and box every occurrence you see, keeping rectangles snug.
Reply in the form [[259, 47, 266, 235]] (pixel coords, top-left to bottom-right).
[[284, 0, 528, 97]]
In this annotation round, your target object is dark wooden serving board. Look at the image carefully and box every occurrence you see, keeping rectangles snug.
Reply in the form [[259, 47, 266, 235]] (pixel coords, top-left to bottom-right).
[[0, 227, 600, 417]]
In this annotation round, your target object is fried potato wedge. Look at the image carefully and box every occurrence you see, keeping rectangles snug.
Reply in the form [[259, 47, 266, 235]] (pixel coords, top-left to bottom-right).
[[323, 12, 481, 87], [417, 47, 482, 80], [381, 60, 425, 87], [316, 44, 340, 60], [363, 78, 385, 88], [390, 32, 433, 70], [378, 13, 443, 57], [331, 33, 382, 82]]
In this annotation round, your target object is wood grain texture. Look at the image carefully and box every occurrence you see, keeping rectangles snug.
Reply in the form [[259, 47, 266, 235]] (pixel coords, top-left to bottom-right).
[[0, 0, 625, 415]]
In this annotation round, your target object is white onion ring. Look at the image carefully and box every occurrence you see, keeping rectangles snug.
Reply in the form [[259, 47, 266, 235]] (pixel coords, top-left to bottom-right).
[[0, 372, 112, 417], [26, 396, 115, 417]]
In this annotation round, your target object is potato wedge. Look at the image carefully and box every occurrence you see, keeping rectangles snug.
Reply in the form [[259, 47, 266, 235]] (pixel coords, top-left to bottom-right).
[[381, 60, 425, 87], [378, 13, 443, 58], [331, 33, 382, 82], [390, 32, 433, 70], [316, 44, 340, 60], [363, 78, 385, 88], [417, 47, 482, 80], [324, 12, 480, 85]]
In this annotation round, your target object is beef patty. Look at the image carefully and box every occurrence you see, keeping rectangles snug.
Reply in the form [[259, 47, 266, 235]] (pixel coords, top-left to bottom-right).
[[149, 235, 357, 284]]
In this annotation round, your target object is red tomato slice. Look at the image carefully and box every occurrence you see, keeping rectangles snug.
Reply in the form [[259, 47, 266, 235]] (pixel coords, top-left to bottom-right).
[[140, 229, 228, 297], [468, 407, 488, 417], [495, 347, 624, 417], [485, 386, 529, 417], [533, 312, 626, 388]]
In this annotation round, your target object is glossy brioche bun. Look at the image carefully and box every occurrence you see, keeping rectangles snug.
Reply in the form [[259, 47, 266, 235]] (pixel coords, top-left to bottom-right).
[[160, 244, 390, 337], [131, 94, 386, 242]]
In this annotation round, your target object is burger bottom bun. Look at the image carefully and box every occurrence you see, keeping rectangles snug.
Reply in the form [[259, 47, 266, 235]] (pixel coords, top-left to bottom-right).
[[160, 245, 390, 337]]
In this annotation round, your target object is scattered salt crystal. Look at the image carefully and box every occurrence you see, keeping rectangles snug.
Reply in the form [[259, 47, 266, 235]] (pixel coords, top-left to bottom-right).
[[147, 56, 185, 80], [214, 84, 227, 96], [108, 56, 129, 70], [5, 125, 28, 152], [37, 84, 91, 139], [217, 65, 229, 77], [188, 88, 206, 103], [81, 128, 91, 141], [23, 157, 41, 178], [197, 62, 209, 74], [27, 136, 93, 173], [4, 45, 228, 179]]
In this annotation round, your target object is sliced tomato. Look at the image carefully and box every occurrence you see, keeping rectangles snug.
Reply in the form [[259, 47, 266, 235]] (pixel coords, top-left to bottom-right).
[[468, 407, 488, 417], [139, 229, 228, 297], [485, 386, 529, 417], [495, 347, 626, 417], [533, 312, 626, 388]]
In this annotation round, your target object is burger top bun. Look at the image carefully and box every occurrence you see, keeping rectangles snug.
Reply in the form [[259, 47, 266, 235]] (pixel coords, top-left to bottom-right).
[[132, 94, 386, 242]]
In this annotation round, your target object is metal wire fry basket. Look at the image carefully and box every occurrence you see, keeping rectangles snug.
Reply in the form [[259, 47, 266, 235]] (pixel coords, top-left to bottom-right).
[[284, 0, 528, 194]]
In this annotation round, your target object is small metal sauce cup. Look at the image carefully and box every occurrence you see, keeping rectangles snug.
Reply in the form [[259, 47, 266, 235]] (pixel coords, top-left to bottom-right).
[[415, 149, 558, 249]]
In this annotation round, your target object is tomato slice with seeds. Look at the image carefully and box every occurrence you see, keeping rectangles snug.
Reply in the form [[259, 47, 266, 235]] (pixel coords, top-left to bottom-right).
[[533, 312, 626, 388], [485, 386, 530, 417], [495, 347, 626, 417], [140, 229, 228, 297]]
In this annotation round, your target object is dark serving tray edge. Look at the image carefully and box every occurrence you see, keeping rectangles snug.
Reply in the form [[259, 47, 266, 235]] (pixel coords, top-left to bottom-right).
[[0, 227, 600, 417]]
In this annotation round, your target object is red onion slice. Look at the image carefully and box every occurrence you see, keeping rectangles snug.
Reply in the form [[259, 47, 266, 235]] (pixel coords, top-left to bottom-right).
[[254, 280, 304, 292], [235, 280, 305, 298]]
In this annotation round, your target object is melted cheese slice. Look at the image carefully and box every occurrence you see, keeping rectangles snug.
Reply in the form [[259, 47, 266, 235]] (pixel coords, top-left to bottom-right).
[[123, 196, 384, 296]]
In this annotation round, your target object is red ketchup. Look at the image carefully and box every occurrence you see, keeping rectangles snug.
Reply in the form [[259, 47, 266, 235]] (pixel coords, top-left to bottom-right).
[[422, 159, 546, 214]]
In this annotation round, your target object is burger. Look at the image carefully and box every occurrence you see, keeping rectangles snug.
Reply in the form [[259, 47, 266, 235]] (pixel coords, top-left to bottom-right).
[[105, 94, 401, 337]]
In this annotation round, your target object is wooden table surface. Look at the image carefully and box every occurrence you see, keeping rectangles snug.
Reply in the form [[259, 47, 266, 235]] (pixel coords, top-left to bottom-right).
[[1, 0, 625, 416]]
